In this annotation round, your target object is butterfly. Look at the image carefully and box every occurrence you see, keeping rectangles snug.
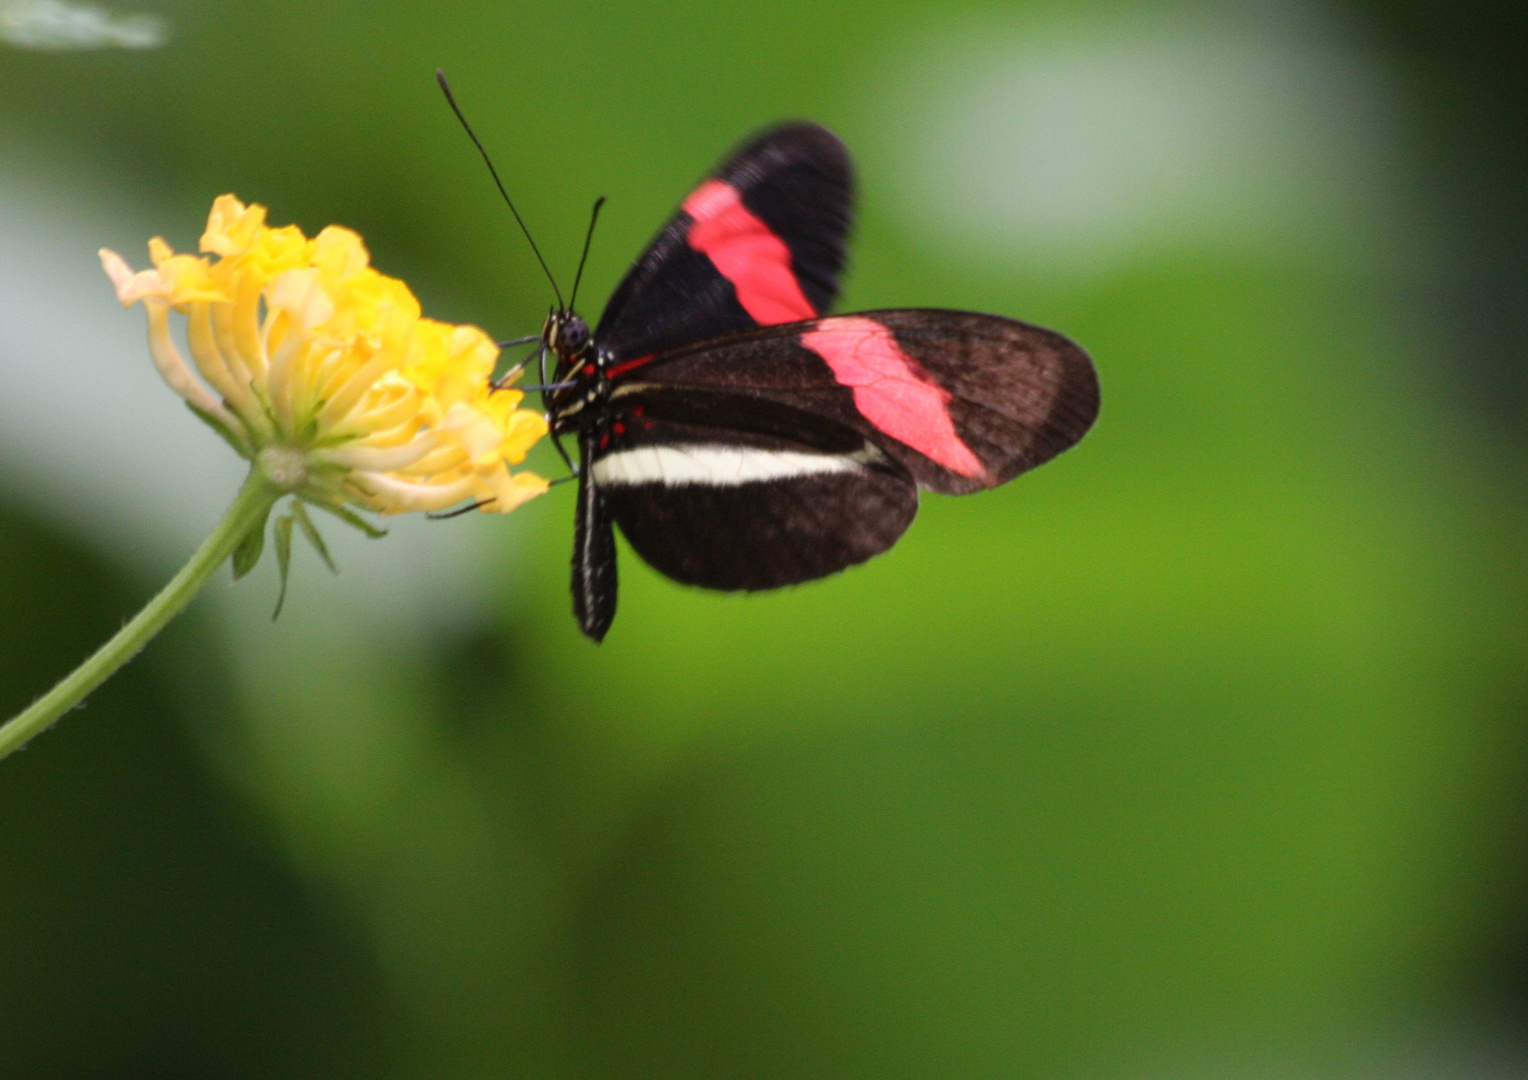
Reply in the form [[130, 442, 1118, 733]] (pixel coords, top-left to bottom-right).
[[432, 74, 1100, 643], [515, 122, 1103, 641]]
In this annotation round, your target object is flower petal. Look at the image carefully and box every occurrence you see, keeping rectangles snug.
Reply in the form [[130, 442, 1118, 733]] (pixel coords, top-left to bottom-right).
[[99, 247, 166, 305], [142, 300, 237, 424]]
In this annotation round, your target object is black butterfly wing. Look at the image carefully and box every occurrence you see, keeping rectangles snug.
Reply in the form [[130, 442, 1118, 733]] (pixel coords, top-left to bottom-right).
[[604, 309, 1100, 497], [593, 123, 853, 364], [575, 308, 1094, 618], [589, 389, 918, 595]]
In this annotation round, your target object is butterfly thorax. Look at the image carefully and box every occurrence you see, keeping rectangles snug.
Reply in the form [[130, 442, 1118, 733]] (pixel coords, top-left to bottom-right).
[[543, 310, 611, 435]]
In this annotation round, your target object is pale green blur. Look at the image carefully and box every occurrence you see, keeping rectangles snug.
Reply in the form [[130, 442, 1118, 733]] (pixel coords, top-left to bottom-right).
[[0, 2, 1524, 1078]]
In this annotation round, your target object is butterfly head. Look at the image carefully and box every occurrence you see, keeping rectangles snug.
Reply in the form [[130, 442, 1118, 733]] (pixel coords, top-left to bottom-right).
[[543, 309, 591, 363]]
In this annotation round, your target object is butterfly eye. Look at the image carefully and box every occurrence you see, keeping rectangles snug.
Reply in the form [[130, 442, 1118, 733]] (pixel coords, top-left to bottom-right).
[[558, 316, 590, 354]]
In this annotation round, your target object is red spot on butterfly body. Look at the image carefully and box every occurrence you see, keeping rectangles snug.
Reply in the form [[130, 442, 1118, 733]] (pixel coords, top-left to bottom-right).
[[682, 180, 816, 326], [800, 317, 986, 478]]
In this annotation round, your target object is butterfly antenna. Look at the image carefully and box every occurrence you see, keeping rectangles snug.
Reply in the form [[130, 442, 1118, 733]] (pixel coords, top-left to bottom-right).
[[567, 196, 606, 314], [435, 69, 564, 309]]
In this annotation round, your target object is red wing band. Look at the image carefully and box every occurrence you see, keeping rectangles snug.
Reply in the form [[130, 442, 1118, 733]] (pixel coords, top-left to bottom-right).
[[682, 180, 818, 325], [799, 316, 986, 477]]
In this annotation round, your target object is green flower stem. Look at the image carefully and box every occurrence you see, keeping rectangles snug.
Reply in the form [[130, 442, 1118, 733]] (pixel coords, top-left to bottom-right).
[[0, 469, 280, 764]]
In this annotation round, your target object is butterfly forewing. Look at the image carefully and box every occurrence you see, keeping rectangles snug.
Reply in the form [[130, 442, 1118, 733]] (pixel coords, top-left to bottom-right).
[[593, 123, 852, 364], [607, 309, 1100, 495]]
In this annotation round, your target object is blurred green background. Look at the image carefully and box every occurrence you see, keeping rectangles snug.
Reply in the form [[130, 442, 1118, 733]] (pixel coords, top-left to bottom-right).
[[1, 1, 1525, 1077]]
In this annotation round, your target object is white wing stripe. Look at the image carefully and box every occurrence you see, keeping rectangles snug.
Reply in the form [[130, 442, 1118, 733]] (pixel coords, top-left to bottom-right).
[[592, 444, 866, 487]]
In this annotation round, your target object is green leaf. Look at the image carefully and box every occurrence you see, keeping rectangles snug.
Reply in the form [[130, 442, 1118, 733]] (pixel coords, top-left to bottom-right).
[[271, 512, 294, 620], [185, 402, 252, 459], [231, 504, 272, 580], [291, 501, 338, 575], [302, 497, 388, 539]]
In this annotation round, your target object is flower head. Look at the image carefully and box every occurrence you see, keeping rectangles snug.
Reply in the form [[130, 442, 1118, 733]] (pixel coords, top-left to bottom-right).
[[101, 195, 548, 515]]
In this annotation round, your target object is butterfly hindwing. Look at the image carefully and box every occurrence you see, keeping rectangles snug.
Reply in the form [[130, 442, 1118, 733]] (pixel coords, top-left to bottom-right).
[[587, 391, 917, 592], [603, 468, 919, 593], [609, 309, 1100, 496], [593, 123, 853, 364]]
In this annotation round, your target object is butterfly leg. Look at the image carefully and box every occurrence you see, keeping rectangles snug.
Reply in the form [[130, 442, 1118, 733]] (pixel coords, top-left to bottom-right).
[[491, 339, 545, 392], [550, 430, 577, 475]]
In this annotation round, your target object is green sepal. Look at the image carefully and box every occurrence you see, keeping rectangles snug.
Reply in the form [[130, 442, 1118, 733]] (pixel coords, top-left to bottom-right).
[[231, 503, 273, 580], [186, 402, 252, 459], [302, 497, 388, 540], [271, 512, 294, 620], [290, 501, 338, 575]]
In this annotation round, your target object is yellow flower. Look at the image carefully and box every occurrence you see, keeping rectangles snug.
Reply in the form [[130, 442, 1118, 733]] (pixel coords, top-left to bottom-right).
[[100, 195, 548, 515]]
